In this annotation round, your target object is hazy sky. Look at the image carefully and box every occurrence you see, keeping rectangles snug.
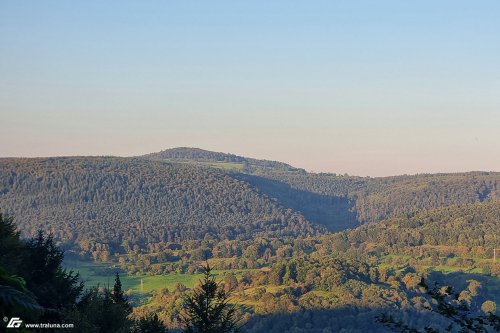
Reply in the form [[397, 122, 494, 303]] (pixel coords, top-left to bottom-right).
[[1, 1, 499, 176]]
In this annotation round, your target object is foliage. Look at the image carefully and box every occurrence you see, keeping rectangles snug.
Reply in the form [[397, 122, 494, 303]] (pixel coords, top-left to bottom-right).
[[0, 157, 319, 257], [0, 267, 42, 318], [378, 279, 500, 333], [131, 313, 169, 333], [1, 150, 499, 332], [0, 211, 171, 332], [182, 263, 239, 333]]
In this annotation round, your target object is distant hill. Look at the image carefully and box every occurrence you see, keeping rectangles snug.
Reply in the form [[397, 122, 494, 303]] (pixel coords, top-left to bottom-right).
[[143, 148, 500, 227], [1, 148, 499, 255], [0, 157, 320, 254], [339, 200, 500, 251], [253, 170, 499, 224]]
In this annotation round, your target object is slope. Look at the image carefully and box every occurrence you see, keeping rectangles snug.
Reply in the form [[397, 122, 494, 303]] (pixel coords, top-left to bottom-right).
[[141, 148, 500, 228], [0, 157, 320, 254]]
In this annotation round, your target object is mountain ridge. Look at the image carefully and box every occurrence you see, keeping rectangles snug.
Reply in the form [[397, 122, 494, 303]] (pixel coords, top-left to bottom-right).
[[1, 149, 499, 257]]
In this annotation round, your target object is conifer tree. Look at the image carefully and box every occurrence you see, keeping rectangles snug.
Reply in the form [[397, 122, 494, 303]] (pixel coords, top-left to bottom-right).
[[182, 263, 239, 333]]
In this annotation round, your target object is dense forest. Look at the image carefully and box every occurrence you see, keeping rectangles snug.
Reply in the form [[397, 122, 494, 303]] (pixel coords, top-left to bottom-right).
[[1, 148, 499, 332], [0, 157, 320, 256], [1, 149, 498, 256]]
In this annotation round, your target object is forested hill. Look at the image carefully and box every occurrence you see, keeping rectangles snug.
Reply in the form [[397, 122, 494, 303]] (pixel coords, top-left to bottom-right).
[[340, 200, 500, 250], [251, 170, 499, 225], [142, 148, 500, 228], [1, 150, 499, 255], [0, 157, 320, 253]]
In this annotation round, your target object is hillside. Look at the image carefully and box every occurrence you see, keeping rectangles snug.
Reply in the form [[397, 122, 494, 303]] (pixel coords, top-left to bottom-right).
[[0, 157, 320, 254], [343, 200, 500, 250], [2, 151, 498, 332], [253, 170, 499, 225], [143, 148, 500, 231], [1, 149, 499, 255]]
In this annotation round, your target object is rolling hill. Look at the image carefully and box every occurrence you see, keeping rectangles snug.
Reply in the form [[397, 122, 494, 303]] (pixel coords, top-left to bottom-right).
[[0, 157, 320, 254], [1, 148, 499, 255]]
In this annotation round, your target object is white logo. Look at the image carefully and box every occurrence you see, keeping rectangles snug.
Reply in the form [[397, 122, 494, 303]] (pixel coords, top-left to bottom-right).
[[6, 317, 23, 328]]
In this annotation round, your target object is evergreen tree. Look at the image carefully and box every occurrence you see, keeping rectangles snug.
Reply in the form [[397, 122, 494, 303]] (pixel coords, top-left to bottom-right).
[[65, 287, 132, 333], [0, 211, 137, 332], [0, 212, 42, 324], [111, 272, 131, 313], [0, 211, 23, 269], [21, 231, 83, 318], [131, 313, 169, 333], [182, 263, 239, 333]]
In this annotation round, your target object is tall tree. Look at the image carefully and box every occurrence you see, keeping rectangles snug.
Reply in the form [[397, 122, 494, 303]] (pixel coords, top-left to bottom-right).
[[21, 231, 83, 317], [111, 272, 131, 313], [182, 263, 239, 333], [0, 212, 42, 323]]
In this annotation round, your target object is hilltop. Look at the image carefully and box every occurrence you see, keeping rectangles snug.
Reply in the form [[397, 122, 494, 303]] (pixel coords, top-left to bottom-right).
[[142, 147, 305, 172]]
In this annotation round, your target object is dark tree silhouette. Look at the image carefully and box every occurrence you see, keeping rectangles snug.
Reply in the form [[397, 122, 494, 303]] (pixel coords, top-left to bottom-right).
[[111, 272, 132, 313], [182, 263, 239, 333], [131, 313, 169, 333]]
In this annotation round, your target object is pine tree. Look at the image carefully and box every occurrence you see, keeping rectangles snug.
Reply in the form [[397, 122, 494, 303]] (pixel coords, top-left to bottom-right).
[[0, 212, 42, 323], [182, 263, 239, 333], [111, 272, 132, 313], [21, 231, 83, 314]]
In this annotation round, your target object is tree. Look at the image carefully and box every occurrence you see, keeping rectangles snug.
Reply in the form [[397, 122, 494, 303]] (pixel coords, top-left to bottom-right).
[[111, 272, 131, 313], [0, 212, 42, 323], [0, 211, 141, 332], [131, 313, 169, 333], [21, 231, 83, 318], [0, 211, 23, 269], [65, 287, 132, 333], [182, 263, 239, 333], [481, 301, 496, 315], [378, 279, 500, 333]]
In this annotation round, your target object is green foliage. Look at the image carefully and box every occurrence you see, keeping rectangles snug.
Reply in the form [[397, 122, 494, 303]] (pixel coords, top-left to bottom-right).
[[0, 157, 319, 256], [20, 231, 83, 317], [65, 287, 132, 333], [2, 150, 500, 332], [183, 263, 239, 333], [346, 201, 499, 250], [1, 211, 153, 332], [131, 313, 168, 333], [0, 270, 42, 322], [378, 279, 500, 333]]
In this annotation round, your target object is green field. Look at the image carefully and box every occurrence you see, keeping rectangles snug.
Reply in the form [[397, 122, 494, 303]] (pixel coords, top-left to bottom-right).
[[65, 260, 253, 295], [66, 258, 499, 308]]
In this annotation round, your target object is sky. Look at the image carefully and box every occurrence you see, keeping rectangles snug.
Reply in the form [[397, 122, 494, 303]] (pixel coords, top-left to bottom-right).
[[1, 1, 499, 176]]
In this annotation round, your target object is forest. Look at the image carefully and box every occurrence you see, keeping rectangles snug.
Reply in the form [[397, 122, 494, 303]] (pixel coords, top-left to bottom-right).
[[0, 148, 499, 332]]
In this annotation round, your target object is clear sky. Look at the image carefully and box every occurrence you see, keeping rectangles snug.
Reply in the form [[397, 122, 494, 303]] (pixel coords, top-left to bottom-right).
[[1, 1, 499, 176]]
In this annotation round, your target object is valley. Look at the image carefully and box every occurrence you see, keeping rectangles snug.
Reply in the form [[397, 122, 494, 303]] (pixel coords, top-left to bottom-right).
[[1, 148, 499, 332]]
